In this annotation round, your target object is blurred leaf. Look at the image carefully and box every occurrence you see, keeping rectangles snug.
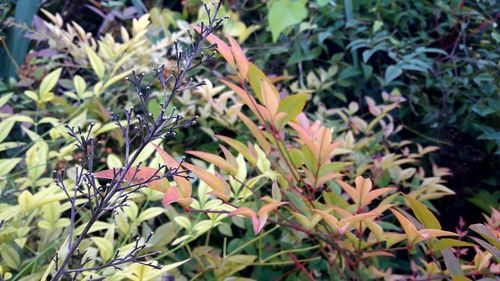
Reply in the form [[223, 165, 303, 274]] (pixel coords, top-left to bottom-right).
[[384, 65, 402, 84], [268, 0, 307, 42], [85, 46, 105, 80], [39, 68, 62, 97], [1, 244, 20, 269], [406, 196, 441, 229], [136, 208, 164, 223], [432, 238, 473, 251], [441, 248, 467, 279], [91, 237, 113, 262]]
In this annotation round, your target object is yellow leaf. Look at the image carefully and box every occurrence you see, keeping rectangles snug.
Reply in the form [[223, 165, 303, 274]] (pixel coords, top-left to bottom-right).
[[39, 68, 62, 97], [236, 112, 271, 154], [261, 79, 279, 119], [406, 196, 441, 229], [216, 135, 257, 166], [85, 45, 105, 80], [390, 208, 419, 243], [103, 70, 131, 90], [183, 163, 231, 202], [187, 150, 238, 176]]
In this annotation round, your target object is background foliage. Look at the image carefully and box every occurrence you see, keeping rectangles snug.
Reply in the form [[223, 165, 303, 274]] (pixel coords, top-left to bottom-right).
[[0, 0, 498, 280]]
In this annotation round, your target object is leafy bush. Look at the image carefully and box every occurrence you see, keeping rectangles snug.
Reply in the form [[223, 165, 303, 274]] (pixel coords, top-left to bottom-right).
[[0, 1, 498, 280], [0, 5, 223, 279], [185, 0, 500, 209], [152, 32, 499, 280]]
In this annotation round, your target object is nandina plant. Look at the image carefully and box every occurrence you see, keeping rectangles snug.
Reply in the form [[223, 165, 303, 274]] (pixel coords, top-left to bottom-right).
[[48, 3, 226, 280], [153, 32, 499, 279]]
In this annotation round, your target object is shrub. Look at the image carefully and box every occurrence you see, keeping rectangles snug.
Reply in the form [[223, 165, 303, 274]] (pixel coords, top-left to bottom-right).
[[0, 2, 498, 280], [159, 32, 499, 280], [185, 1, 500, 210]]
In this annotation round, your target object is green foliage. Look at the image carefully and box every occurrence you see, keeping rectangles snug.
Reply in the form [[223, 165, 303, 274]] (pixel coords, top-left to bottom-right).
[[0, 11, 193, 280], [268, 0, 308, 42]]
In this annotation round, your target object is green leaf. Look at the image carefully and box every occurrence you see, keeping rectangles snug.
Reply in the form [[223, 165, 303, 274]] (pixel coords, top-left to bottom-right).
[[278, 93, 308, 126], [24, 90, 38, 102], [39, 68, 62, 97], [42, 202, 61, 223], [140, 259, 189, 279], [18, 190, 34, 212], [0, 93, 13, 107], [106, 154, 122, 169], [75, 221, 113, 235], [441, 248, 467, 279], [268, 0, 308, 42], [26, 140, 49, 182], [193, 220, 213, 234], [315, 0, 330, 7], [131, 139, 161, 166], [432, 238, 473, 251], [102, 70, 130, 90], [174, 216, 191, 229], [384, 65, 402, 84], [470, 224, 500, 249], [136, 207, 164, 223], [91, 237, 114, 261], [271, 181, 282, 201], [372, 20, 383, 33], [0, 158, 22, 177], [73, 75, 86, 96], [218, 223, 233, 237], [469, 237, 500, 259], [406, 196, 441, 229], [0, 119, 15, 143], [1, 244, 21, 269], [85, 46, 105, 80], [247, 63, 267, 102]]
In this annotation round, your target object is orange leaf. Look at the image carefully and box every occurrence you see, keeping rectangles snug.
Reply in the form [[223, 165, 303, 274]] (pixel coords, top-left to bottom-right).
[[315, 172, 343, 188], [338, 212, 378, 233], [362, 251, 395, 259], [229, 202, 287, 234], [236, 112, 271, 154], [182, 163, 231, 202], [335, 180, 359, 205], [216, 135, 257, 165], [220, 145, 238, 168], [390, 208, 420, 243], [312, 209, 339, 231], [151, 143, 181, 169], [261, 79, 279, 119], [162, 187, 193, 209], [186, 150, 238, 176], [419, 229, 457, 240], [226, 34, 249, 78], [152, 143, 192, 196], [221, 80, 261, 121], [95, 167, 166, 191], [148, 178, 171, 193]]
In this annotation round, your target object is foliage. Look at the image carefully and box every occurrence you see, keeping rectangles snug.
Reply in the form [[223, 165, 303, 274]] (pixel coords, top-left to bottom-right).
[[187, 0, 500, 207], [0, 1, 499, 280], [152, 32, 499, 280], [0, 5, 216, 279]]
